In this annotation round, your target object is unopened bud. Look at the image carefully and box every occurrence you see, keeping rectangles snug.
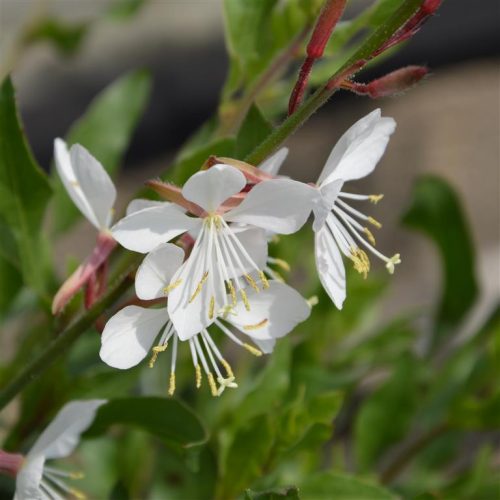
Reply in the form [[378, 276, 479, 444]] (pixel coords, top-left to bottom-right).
[[0, 450, 24, 477], [364, 66, 428, 98]]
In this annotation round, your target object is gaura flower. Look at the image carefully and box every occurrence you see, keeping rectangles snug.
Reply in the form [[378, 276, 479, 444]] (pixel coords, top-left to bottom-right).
[[100, 243, 310, 396], [311, 109, 400, 308], [12, 399, 106, 499], [111, 163, 314, 339]]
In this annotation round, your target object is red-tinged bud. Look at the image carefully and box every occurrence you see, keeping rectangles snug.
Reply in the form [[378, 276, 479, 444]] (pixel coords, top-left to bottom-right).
[[146, 180, 205, 216], [0, 450, 24, 477], [346, 66, 428, 98], [213, 156, 273, 184]]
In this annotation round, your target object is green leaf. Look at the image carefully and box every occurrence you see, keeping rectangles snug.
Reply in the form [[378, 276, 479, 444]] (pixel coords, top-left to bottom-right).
[[85, 397, 207, 450], [220, 414, 274, 498], [402, 175, 478, 347], [0, 78, 52, 296], [52, 70, 152, 233], [245, 486, 300, 500], [107, 0, 147, 19], [0, 257, 22, 313], [354, 355, 418, 470], [301, 472, 396, 500], [236, 104, 273, 158]]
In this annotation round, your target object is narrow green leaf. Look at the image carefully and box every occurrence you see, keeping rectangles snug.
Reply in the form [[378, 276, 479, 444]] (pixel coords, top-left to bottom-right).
[[0, 77, 52, 296], [236, 104, 273, 158], [0, 257, 22, 313], [84, 397, 207, 450], [245, 486, 300, 500], [301, 472, 396, 500], [402, 175, 478, 346], [52, 70, 152, 233]]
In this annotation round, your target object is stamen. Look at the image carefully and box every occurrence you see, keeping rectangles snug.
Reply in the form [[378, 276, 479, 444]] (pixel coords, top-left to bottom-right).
[[70, 472, 85, 480], [207, 372, 218, 396], [168, 372, 176, 396], [264, 265, 285, 282], [240, 289, 250, 311], [350, 247, 370, 278], [163, 279, 182, 294], [244, 273, 260, 292], [307, 295, 319, 307], [209, 296, 215, 319], [363, 227, 376, 246], [70, 488, 87, 500], [386, 253, 401, 274], [367, 216, 382, 229], [189, 271, 209, 302], [267, 257, 290, 272], [258, 271, 270, 289], [149, 344, 168, 368], [216, 377, 238, 396], [195, 364, 202, 388], [227, 279, 237, 305], [243, 319, 269, 331], [220, 358, 234, 379], [243, 343, 263, 357], [369, 194, 384, 204]]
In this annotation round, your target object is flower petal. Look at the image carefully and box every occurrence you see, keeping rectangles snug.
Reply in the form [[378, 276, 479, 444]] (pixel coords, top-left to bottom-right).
[[100, 306, 167, 369], [258, 147, 289, 176], [227, 281, 310, 340], [225, 179, 317, 234], [182, 164, 246, 213], [317, 109, 396, 185], [253, 338, 276, 354], [314, 221, 346, 309], [312, 180, 343, 232], [135, 243, 185, 300], [15, 454, 44, 500], [126, 198, 172, 215], [111, 204, 199, 253], [27, 400, 106, 460]]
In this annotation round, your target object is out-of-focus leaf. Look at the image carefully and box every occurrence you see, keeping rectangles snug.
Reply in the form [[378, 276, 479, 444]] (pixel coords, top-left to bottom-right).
[[245, 486, 300, 500], [220, 414, 274, 499], [450, 392, 500, 430], [23, 18, 88, 55], [107, 0, 147, 19], [301, 472, 396, 499], [52, 70, 152, 233], [354, 355, 418, 470], [0, 78, 52, 296], [236, 104, 273, 158], [402, 176, 478, 347], [85, 397, 207, 449], [0, 217, 19, 267], [0, 257, 22, 313]]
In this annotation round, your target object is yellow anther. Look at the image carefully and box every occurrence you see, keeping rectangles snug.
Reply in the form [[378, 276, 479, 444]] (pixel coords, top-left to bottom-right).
[[219, 304, 236, 319], [168, 372, 176, 396], [258, 271, 270, 289], [70, 180, 80, 188], [386, 253, 401, 274], [243, 343, 263, 357], [369, 194, 384, 204], [149, 344, 168, 368], [209, 296, 215, 319], [189, 271, 209, 302], [69, 472, 85, 480], [207, 372, 218, 396], [271, 258, 290, 272], [271, 235, 280, 244], [240, 289, 250, 311], [350, 248, 370, 279], [363, 227, 376, 246], [69, 488, 86, 500], [367, 216, 382, 229], [163, 278, 182, 294], [307, 295, 319, 308], [195, 364, 202, 388], [243, 319, 269, 331], [227, 280, 237, 305], [221, 359, 234, 379], [244, 274, 260, 292]]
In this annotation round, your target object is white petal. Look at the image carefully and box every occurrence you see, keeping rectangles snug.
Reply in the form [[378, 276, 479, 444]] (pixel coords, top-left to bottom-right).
[[230, 226, 268, 271], [100, 306, 167, 369], [258, 147, 289, 176], [54, 139, 116, 230], [314, 221, 346, 309], [182, 164, 246, 213], [227, 281, 310, 340], [317, 109, 396, 185], [312, 180, 343, 232], [27, 400, 106, 460], [225, 179, 317, 234], [16, 455, 44, 500], [126, 198, 172, 215], [111, 204, 199, 253], [253, 338, 276, 354], [135, 243, 185, 300]]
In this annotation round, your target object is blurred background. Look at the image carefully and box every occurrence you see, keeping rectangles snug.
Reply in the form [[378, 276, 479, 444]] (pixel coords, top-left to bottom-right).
[[2, 0, 497, 334]]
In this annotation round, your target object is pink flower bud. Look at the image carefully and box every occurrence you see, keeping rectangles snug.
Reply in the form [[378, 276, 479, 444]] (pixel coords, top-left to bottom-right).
[[363, 66, 429, 98], [0, 450, 24, 477]]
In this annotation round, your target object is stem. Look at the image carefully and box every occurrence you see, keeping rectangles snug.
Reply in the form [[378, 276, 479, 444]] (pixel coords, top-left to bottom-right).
[[0, 254, 139, 413], [379, 422, 450, 485]]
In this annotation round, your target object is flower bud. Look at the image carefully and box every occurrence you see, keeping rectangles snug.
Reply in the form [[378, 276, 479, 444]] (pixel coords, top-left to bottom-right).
[[358, 66, 429, 98]]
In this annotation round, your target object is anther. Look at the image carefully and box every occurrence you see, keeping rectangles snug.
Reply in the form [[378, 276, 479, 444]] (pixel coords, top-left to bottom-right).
[[244, 274, 260, 293], [227, 280, 237, 305], [363, 227, 376, 246], [69, 488, 86, 500], [307, 295, 319, 307], [369, 194, 384, 204], [243, 343, 263, 357], [168, 372, 176, 396], [189, 271, 209, 302], [195, 364, 202, 388], [69, 472, 85, 480], [269, 258, 290, 272], [207, 372, 218, 396], [149, 344, 168, 368], [240, 289, 250, 311], [209, 296, 215, 319], [220, 359, 234, 379], [163, 279, 182, 294], [243, 319, 269, 331], [367, 216, 382, 229], [258, 271, 270, 289]]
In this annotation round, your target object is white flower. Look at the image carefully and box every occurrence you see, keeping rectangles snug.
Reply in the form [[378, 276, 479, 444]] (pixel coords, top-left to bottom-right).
[[311, 109, 401, 309], [100, 243, 310, 396], [15, 399, 106, 500], [111, 163, 315, 339]]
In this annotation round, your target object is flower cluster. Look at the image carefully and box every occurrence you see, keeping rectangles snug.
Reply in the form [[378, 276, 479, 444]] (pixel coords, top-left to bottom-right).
[[52, 109, 400, 396]]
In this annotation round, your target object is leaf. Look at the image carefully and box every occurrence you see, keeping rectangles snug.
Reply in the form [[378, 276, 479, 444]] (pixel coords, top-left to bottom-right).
[[84, 397, 207, 450], [220, 414, 274, 498], [0, 78, 52, 296], [0, 257, 22, 313], [402, 175, 478, 347], [52, 70, 152, 233], [107, 0, 147, 20], [354, 355, 418, 470], [245, 486, 300, 500], [301, 472, 396, 500], [236, 104, 273, 158]]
